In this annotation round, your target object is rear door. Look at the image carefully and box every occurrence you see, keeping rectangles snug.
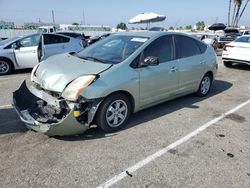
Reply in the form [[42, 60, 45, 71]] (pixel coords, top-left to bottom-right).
[[42, 34, 71, 59], [139, 35, 179, 107], [14, 34, 40, 68], [174, 35, 206, 94]]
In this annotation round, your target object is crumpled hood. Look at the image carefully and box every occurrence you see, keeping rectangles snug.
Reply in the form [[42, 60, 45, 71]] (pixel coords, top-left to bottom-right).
[[34, 53, 111, 92]]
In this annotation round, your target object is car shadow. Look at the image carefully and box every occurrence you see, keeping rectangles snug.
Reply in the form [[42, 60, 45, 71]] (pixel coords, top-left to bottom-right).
[[0, 68, 32, 77], [0, 108, 28, 134], [57, 79, 233, 141], [228, 64, 250, 71]]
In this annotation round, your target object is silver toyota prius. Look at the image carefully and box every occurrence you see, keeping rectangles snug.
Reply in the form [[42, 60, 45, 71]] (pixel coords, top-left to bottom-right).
[[13, 32, 218, 136], [0, 33, 84, 75]]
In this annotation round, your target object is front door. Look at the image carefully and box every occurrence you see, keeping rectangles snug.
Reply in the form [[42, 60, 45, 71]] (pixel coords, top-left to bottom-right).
[[139, 35, 179, 107], [14, 34, 40, 68], [42, 34, 70, 59]]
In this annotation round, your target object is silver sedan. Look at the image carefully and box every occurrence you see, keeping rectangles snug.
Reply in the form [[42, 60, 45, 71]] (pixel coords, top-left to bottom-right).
[[0, 33, 84, 75]]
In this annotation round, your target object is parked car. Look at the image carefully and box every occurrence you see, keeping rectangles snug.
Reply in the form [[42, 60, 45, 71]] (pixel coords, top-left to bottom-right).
[[0, 33, 84, 75], [57, 32, 88, 47], [13, 32, 217, 136], [87, 33, 111, 45], [149, 27, 165, 31], [217, 27, 241, 48], [222, 35, 250, 67], [241, 30, 250, 36]]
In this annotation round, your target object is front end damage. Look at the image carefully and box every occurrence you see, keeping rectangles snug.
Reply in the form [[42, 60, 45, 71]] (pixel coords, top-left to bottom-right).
[[12, 81, 102, 136]]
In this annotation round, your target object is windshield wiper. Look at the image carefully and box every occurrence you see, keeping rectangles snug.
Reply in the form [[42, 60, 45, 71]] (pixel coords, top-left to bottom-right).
[[79, 56, 107, 63]]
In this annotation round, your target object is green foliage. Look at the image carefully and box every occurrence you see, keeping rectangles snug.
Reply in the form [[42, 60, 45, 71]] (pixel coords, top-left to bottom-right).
[[196, 21, 205, 30], [169, 26, 174, 30], [116, 22, 127, 30], [185, 25, 192, 30]]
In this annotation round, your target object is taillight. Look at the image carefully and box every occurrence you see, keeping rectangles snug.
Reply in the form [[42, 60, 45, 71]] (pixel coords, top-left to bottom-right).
[[223, 45, 234, 51]]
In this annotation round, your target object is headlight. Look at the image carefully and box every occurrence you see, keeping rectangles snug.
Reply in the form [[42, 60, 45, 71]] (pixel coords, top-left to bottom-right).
[[62, 75, 96, 101]]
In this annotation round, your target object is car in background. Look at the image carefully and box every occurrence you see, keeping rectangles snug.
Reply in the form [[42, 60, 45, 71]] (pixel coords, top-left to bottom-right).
[[217, 27, 241, 48], [87, 33, 111, 45], [222, 35, 250, 67], [13, 32, 217, 136], [57, 32, 88, 47], [241, 30, 250, 36], [0, 33, 84, 75], [190, 33, 219, 51], [149, 27, 165, 31], [201, 34, 219, 50]]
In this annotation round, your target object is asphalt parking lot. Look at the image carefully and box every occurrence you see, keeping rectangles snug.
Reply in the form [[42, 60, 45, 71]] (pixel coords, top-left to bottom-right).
[[0, 57, 250, 188]]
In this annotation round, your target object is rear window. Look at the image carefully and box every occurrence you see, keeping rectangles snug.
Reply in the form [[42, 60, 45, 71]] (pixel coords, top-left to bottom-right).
[[44, 34, 70, 45], [235, 36, 250, 43], [59, 32, 81, 38]]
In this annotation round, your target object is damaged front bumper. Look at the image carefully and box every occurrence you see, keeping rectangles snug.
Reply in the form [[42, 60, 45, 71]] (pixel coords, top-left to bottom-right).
[[12, 81, 101, 136]]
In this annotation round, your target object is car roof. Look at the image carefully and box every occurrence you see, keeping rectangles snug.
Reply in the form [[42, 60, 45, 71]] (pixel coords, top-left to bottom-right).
[[112, 31, 190, 38]]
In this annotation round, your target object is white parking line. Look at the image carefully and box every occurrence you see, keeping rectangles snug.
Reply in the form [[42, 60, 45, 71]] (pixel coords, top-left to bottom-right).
[[0, 104, 12, 109], [97, 99, 250, 188], [0, 75, 28, 82]]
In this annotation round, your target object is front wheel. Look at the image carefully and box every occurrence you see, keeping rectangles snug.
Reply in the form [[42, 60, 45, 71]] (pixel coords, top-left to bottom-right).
[[95, 93, 132, 133], [0, 59, 13, 75], [196, 74, 212, 97]]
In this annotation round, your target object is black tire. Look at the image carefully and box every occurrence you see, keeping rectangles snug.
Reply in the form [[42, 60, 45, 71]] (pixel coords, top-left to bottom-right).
[[0, 58, 14, 75], [196, 73, 212, 97], [95, 93, 132, 133], [223, 61, 232, 68]]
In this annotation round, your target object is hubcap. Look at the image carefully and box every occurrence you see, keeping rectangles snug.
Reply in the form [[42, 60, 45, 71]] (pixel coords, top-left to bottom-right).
[[0, 61, 9, 74], [106, 99, 128, 127], [201, 76, 211, 95]]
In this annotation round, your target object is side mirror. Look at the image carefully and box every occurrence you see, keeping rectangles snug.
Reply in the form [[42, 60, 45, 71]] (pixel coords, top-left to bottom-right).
[[141, 56, 159, 67]]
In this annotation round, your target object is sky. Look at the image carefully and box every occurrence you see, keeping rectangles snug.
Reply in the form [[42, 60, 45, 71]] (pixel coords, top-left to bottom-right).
[[0, 0, 250, 28]]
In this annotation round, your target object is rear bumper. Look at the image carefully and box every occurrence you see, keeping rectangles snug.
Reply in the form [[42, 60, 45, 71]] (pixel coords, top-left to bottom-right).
[[12, 81, 90, 136], [222, 57, 250, 66]]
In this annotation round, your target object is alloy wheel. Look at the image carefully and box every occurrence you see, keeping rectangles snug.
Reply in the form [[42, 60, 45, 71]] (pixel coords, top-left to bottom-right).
[[0, 61, 9, 74], [200, 76, 211, 95], [105, 99, 128, 128]]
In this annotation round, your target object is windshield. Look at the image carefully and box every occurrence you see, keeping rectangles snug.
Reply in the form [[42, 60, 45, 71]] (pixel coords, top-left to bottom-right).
[[0, 36, 20, 46], [235, 36, 250, 43], [77, 35, 148, 64]]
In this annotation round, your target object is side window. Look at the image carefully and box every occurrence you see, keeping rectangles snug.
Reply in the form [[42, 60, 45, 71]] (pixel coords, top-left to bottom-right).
[[143, 35, 174, 63], [19, 35, 40, 47], [44, 34, 70, 45], [196, 40, 207, 54], [175, 35, 202, 59]]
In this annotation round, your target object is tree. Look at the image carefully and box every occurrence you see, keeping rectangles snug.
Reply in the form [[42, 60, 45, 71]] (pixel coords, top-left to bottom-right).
[[169, 26, 174, 30], [196, 21, 205, 30], [185, 25, 192, 30], [116, 22, 127, 30], [72, 22, 79, 26]]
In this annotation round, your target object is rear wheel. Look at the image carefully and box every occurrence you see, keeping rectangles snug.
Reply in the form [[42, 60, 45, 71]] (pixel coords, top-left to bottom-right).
[[0, 59, 13, 75], [196, 73, 212, 97], [95, 93, 132, 133], [223, 61, 233, 68]]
